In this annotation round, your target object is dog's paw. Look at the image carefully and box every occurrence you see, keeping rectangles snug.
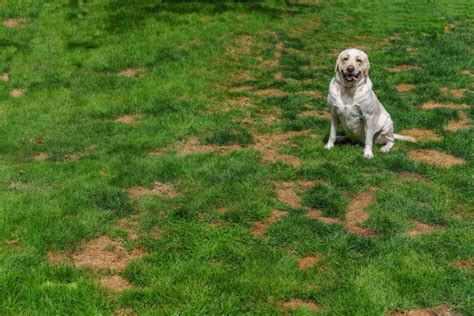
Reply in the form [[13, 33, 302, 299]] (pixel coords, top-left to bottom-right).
[[325, 143, 334, 150], [380, 145, 392, 153], [363, 151, 374, 159]]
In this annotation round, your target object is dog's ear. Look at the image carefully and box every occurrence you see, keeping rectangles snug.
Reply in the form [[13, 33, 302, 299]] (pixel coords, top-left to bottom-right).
[[363, 59, 371, 76], [334, 56, 341, 74]]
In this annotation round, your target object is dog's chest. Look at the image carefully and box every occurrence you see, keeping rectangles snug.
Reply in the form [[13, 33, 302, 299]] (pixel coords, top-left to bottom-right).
[[336, 93, 365, 139]]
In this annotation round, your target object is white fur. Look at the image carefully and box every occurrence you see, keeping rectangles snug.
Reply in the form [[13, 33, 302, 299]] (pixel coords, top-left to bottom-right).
[[325, 48, 415, 159]]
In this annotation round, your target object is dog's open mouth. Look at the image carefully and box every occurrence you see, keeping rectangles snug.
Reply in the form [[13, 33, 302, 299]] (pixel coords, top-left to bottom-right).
[[343, 71, 360, 82]]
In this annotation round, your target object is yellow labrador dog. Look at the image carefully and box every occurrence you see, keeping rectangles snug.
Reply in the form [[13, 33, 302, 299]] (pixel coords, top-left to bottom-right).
[[325, 48, 415, 158]]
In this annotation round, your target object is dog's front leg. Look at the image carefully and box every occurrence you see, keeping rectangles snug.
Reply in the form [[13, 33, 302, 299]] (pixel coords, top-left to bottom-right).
[[363, 114, 375, 159], [325, 113, 338, 149]]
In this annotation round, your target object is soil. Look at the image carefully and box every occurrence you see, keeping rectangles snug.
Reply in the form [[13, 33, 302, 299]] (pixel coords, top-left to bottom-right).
[[98, 275, 132, 292], [390, 304, 460, 316], [10, 88, 26, 97], [254, 88, 287, 97], [1, 72, 9, 81], [307, 209, 341, 224], [298, 255, 323, 270], [343, 187, 378, 237], [114, 115, 141, 124], [275, 182, 301, 208], [445, 111, 471, 132], [279, 299, 326, 312], [440, 87, 467, 99], [118, 68, 142, 77], [406, 220, 442, 237], [396, 83, 415, 93], [451, 259, 474, 272], [251, 210, 288, 237], [387, 65, 421, 72], [33, 152, 48, 161]]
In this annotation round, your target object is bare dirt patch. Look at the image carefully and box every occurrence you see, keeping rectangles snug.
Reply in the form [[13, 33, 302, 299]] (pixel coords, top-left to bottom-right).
[[390, 304, 460, 316], [406, 220, 442, 237], [72, 236, 146, 272], [396, 83, 415, 93], [387, 65, 421, 72], [452, 259, 474, 272], [299, 255, 323, 270], [252, 210, 288, 237], [254, 88, 287, 98], [445, 111, 471, 132], [274, 71, 284, 80], [118, 68, 142, 77], [461, 69, 474, 77], [399, 129, 441, 142], [279, 299, 326, 312], [258, 59, 280, 69], [420, 101, 469, 110], [98, 275, 132, 292], [114, 115, 141, 124], [1, 72, 9, 81], [307, 209, 341, 224], [440, 87, 467, 99], [344, 187, 377, 237], [127, 181, 177, 199], [10, 88, 26, 97], [33, 152, 48, 161], [275, 181, 301, 208], [407, 149, 465, 168]]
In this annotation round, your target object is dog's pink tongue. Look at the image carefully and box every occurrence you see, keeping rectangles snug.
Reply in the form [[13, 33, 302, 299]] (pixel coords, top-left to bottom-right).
[[350, 75, 357, 80]]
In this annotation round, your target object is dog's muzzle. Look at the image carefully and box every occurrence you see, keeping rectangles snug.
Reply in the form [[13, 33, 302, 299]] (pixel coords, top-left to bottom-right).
[[342, 70, 361, 82]]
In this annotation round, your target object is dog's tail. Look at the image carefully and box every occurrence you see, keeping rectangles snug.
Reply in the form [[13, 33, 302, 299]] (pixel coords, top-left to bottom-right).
[[394, 134, 417, 143]]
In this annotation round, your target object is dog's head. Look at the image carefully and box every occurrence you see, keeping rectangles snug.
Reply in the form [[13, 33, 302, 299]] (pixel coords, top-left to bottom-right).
[[334, 48, 370, 85]]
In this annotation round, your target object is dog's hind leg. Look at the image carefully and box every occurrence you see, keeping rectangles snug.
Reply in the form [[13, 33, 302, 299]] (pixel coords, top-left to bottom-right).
[[378, 123, 395, 153]]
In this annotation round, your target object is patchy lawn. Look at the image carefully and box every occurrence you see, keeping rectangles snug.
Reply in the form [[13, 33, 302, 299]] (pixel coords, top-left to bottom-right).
[[0, 0, 472, 314]]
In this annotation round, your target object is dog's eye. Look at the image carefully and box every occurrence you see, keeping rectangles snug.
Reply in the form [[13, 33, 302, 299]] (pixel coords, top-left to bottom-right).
[[343, 57, 349, 61], [356, 58, 362, 63]]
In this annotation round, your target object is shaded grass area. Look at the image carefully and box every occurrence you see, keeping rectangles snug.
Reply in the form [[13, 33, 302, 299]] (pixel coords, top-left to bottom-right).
[[0, 0, 473, 314]]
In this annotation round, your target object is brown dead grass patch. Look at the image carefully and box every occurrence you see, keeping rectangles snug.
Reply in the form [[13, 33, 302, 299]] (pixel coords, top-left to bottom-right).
[[3, 18, 27, 28], [228, 35, 253, 57], [228, 85, 254, 93], [398, 172, 427, 182], [399, 129, 441, 142], [396, 83, 415, 93], [387, 65, 421, 72], [98, 275, 132, 292], [274, 71, 284, 80], [279, 299, 326, 312], [10, 88, 26, 97], [226, 96, 252, 108], [440, 87, 467, 99], [296, 90, 322, 98], [421, 101, 469, 110], [299, 255, 323, 270], [408, 149, 465, 168], [175, 136, 240, 156], [258, 58, 280, 69], [344, 187, 377, 237], [445, 111, 471, 132], [253, 132, 310, 167], [117, 218, 139, 241], [251, 210, 288, 237], [452, 259, 474, 272], [390, 304, 459, 316], [307, 209, 341, 224], [1, 72, 9, 81], [254, 88, 287, 98], [72, 236, 146, 272], [299, 110, 331, 120], [33, 152, 48, 161], [113, 307, 137, 316], [127, 181, 177, 199], [47, 251, 72, 266], [461, 69, 473, 77], [114, 114, 141, 124], [406, 220, 442, 237], [118, 68, 143, 77], [275, 181, 301, 209]]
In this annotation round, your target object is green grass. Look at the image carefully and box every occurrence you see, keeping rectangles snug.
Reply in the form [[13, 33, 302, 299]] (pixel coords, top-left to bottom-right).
[[0, 0, 473, 314]]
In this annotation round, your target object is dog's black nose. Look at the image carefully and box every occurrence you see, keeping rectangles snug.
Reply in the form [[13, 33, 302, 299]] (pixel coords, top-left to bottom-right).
[[347, 65, 355, 73]]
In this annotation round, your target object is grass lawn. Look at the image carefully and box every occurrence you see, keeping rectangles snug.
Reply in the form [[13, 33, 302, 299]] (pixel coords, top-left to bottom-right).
[[0, 0, 472, 314]]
